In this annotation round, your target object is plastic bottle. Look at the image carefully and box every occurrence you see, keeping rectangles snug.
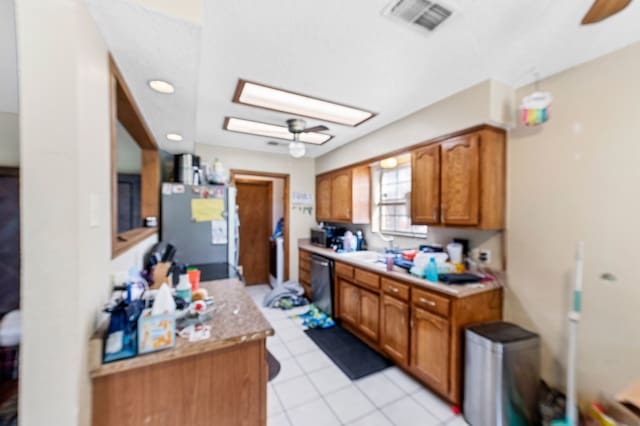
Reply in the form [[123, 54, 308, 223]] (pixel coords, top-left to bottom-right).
[[176, 274, 192, 303], [426, 258, 439, 282]]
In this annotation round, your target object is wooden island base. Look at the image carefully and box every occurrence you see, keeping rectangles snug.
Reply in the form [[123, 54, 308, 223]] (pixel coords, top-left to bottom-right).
[[92, 340, 266, 426]]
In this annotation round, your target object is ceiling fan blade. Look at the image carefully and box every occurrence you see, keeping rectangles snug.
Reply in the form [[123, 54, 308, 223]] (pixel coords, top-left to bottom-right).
[[581, 0, 631, 24], [302, 125, 329, 133]]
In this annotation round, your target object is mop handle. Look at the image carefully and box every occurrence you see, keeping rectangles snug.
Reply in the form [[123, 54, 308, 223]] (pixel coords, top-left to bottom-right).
[[567, 241, 584, 426]]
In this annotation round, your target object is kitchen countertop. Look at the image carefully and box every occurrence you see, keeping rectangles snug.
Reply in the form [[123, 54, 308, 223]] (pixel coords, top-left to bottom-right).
[[89, 278, 274, 378], [298, 239, 503, 298]]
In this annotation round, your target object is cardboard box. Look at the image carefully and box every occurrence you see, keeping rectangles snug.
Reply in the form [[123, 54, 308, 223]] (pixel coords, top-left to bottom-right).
[[137, 309, 175, 354]]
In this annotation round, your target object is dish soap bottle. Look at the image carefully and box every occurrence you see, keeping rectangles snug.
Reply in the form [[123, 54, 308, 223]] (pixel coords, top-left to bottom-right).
[[426, 258, 439, 283], [176, 274, 192, 303]]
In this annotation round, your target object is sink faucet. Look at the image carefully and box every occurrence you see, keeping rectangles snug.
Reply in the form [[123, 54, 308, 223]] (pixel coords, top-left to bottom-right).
[[375, 231, 395, 252]]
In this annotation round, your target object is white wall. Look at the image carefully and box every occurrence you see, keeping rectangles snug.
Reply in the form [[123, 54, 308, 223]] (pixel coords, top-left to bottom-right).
[[506, 42, 640, 401], [0, 112, 19, 166], [196, 144, 316, 280], [111, 233, 159, 273], [315, 79, 514, 268], [16, 1, 111, 425]]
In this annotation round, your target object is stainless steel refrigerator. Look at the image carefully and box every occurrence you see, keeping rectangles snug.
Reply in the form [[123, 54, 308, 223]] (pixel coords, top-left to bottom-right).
[[161, 183, 238, 267]]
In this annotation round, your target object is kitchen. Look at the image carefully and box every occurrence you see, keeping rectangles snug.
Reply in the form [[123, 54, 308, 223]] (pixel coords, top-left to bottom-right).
[[2, 0, 640, 426]]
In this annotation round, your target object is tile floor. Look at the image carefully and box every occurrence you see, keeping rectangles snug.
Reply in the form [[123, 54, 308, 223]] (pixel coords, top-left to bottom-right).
[[245, 284, 470, 426]]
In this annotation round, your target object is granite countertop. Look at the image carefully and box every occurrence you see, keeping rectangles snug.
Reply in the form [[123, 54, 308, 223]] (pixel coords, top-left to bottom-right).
[[89, 278, 274, 378], [298, 239, 504, 298]]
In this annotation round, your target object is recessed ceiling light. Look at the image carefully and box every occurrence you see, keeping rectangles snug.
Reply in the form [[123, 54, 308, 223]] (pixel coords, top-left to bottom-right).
[[166, 133, 183, 141], [233, 80, 375, 127], [223, 117, 332, 145], [148, 80, 175, 94], [380, 157, 398, 169]]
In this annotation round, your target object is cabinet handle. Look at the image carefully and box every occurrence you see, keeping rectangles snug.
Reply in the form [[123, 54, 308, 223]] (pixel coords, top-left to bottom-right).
[[346, 208, 350, 218], [390, 287, 399, 293], [419, 297, 436, 307], [432, 207, 438, 222], [440, 206, 445, 223]]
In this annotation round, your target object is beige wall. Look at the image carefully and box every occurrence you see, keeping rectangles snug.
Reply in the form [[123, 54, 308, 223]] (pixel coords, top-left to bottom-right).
[[16, 1, 112, 425], [0, 112, 19, 166], [315, 80, 514, 174], [196, 144, 316, 281], [506, 42, 640, 401]]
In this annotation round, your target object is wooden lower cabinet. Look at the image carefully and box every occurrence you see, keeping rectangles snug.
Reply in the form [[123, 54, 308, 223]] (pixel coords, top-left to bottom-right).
[[339, 278, 360, 325], [298, 250, 312, 299], [380, 294, 410, 365], [410, 307, 450, 395], [331, 262, 503, 407], [359, 288, 380, 341]]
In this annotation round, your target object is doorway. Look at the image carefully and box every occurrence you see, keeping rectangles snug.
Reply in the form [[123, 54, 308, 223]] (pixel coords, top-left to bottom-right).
[[232, 170, 289, 286]]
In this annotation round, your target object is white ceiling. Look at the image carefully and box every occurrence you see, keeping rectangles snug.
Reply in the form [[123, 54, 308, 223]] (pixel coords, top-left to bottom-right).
[[7, 0, 640, 157], [0, 0, 18, 114]]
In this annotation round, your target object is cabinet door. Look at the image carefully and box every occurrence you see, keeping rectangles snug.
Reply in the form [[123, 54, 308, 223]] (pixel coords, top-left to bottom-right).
[[440, 134, 480, 225], [359, 288, 380, 342], [331, 170, 352, 221], [410, 307, 450, 394], [411, 144, 440, 224], [339, 279, 360, 325], [381, 295, 410, 365], [316, 175, 332, 222]]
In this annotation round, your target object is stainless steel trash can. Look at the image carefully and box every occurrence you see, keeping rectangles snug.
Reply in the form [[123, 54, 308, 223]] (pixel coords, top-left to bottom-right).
[[463, 322, 540, 426]]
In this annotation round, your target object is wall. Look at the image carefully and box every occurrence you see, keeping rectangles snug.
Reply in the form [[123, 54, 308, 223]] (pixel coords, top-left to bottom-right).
[[506, 42, 640, 401], [315, 80, 514, 174], [196, 144, 316, 281], [16, 1, 112, 425], [0, 112, 19, 166], [111, 233, 159, 273], [315, 79, 514, 268]]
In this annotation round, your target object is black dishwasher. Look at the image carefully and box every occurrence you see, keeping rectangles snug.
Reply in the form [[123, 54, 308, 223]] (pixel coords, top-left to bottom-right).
[[310, 254, 334, 316]]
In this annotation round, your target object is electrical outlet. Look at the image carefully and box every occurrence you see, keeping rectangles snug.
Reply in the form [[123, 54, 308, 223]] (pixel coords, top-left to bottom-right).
[[478, 249, 491, 264]]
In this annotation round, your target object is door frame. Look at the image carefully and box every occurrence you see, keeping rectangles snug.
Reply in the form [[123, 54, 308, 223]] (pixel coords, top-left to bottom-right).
[[230, 169, 290, 282]]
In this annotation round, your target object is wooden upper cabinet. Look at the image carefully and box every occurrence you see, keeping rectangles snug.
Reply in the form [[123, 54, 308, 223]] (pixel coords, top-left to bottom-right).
[[410, 126, 505, 230], [440, 134, 480, 226], [331, 170, 352, 221], [316, 165, 370, 224], [410, 307, 450, 395], [411, 144, 440, 225], [316, 175, 332, 222]]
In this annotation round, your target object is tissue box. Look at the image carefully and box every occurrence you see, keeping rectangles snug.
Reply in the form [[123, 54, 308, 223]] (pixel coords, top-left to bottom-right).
[[137, 309, 176, 354]]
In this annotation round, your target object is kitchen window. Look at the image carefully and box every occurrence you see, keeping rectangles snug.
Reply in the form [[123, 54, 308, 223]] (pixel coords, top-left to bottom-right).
[[371, 157, 427, 237]]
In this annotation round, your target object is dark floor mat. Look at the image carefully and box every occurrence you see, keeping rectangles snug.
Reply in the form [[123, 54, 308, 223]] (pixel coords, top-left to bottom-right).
[[305, 325, 392, 380], [267, 350, 281, 382]]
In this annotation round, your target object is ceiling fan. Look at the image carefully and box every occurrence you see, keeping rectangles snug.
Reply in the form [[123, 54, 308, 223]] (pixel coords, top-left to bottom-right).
[[581, 0, 632, 24], [284, 118, 329, 158]]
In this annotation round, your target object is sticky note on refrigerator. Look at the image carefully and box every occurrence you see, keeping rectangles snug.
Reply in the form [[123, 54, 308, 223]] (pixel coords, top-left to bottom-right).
[[191, 198, 224, 222]]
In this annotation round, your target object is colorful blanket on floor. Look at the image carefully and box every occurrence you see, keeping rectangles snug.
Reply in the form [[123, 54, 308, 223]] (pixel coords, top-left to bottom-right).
[[291, 304, 335, 329]]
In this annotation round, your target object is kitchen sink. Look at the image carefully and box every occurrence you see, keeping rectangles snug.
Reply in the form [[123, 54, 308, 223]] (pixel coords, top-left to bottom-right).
[[339, 250, 384, 264]]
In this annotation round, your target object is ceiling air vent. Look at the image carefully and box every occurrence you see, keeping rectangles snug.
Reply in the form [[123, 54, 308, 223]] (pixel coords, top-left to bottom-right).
[[383, 0, 454, 34]]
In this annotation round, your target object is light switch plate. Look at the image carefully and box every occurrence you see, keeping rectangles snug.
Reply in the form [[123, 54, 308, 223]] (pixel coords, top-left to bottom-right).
[[479, 249, 491, 264]]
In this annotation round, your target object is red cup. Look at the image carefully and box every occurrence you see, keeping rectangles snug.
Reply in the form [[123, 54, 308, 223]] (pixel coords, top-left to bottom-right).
[[187, 269, 201, 291]]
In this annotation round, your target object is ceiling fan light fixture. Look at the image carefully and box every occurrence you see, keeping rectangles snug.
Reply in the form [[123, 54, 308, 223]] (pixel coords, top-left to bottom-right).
[[234, 80, 375, 126], [288, 141, 306, 158], [223, 117, 331, 144]]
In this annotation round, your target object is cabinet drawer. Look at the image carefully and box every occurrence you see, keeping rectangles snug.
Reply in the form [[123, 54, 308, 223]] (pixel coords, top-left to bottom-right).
[[412, 287, 450, 317], [299, 250, 311, 266], [335, 262, 354, 280], [299, 267, 310, 284], [381, 278, 409, 301], [355, 268, 380, 290]]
